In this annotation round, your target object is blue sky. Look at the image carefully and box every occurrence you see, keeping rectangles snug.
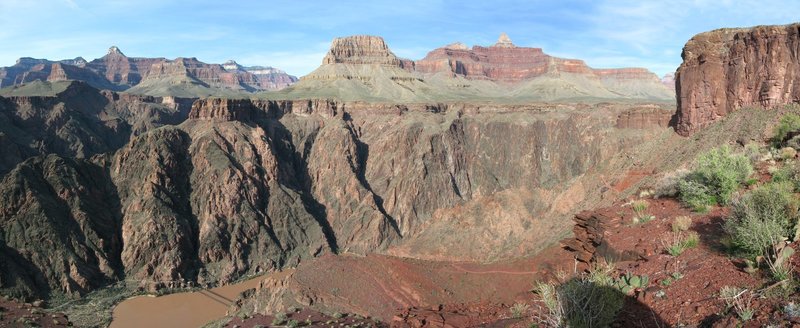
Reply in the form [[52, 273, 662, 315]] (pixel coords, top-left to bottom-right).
[[0, 0, 797, 77]]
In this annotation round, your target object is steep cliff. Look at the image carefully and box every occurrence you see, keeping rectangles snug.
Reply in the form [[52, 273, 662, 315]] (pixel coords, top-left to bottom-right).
[[0, 155, 122, 300], [675, 23, 800, 135]]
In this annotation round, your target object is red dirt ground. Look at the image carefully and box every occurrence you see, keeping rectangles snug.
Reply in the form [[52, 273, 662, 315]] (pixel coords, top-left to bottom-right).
[[231, 162, 800, 327]]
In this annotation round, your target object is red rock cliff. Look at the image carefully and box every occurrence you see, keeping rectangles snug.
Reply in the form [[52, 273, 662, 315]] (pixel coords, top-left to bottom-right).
[[675, 23, 800, 136]]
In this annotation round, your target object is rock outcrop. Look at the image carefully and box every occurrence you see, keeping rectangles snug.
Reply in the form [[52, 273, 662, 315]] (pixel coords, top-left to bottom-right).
[[0, 155, 123, 299], [322, 36, 404, 67], [675, 23, 800, 136]]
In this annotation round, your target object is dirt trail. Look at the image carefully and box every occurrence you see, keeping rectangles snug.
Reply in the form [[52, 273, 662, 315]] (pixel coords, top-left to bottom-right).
[[448, 263, 538, 275]]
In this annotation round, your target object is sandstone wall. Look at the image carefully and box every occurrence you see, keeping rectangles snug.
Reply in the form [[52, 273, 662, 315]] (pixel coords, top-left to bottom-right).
[[675, 23, 800, 135]]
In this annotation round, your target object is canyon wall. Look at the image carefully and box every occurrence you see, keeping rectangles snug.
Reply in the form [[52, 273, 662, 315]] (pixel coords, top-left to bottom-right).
[[675, 23, 800, 135], [0, 95, 674, 300]]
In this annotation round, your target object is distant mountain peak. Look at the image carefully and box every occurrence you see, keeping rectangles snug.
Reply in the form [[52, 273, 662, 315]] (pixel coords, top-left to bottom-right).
[[107, 46, 125, 56], [494, 33, 515, 48], [222, 60, 243, 71], [444, 42, 469, 50]]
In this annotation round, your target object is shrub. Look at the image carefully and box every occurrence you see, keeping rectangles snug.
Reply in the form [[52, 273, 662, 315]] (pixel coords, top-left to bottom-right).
[[654, 168, 691, 198], [724, 182, 799, 257], [287, 319, 299, 328], [691, 146, 753, 205], [772, 162, 800, 192], [720, 286, 754, 321], [533, 264, 623, 328], [332, 312, 344, 319], [510, 302, 529, 319], [271, 317, 285, 326], [744, 142, 764, 163], [773, 113, 800, 147], [782, 147, 798, 160], [678, 180, 715, 212], [672, 216, 692, 232], [677, 146, 754, 211]]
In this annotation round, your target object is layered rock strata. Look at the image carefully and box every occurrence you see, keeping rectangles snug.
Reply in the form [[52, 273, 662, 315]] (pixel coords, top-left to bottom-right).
[[675, 23, 800, 135]]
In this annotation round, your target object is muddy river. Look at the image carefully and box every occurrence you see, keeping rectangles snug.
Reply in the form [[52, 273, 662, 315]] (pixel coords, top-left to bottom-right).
[[110, 271, 292, 328]]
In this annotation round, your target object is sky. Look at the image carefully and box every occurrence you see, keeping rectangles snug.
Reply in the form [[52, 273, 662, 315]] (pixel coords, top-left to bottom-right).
[[0, 0, 798, 77]]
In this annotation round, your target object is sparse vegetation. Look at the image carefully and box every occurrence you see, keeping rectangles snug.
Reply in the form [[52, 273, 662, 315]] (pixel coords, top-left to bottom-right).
[[654, 168, 691, 198], [672, 216, 692, 232], [272, 317, 286, 326], [781, 147, 798, 160], [332, 312, 344, 319], [720, 286, 754, 321], [533, 263, 623, 328], [678, 146, 753, 211], [630, 200, 654, 224], [287, 319, 300, 328], [662, 231, 699, 257], [510, 302, 530, 319], [724, 182, 799, 257], [769, 244, 795, 282], [773, 113, 800, 147], [772, 161, 800, 191]]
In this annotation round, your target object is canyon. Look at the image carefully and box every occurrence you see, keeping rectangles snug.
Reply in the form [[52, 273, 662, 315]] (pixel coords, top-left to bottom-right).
[[1, 21, 799, 328]]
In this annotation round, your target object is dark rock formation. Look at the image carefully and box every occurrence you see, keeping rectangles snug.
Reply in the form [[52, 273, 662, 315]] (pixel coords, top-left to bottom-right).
[[0, 155, 122, 299], [675, 23, 800, 136], [0, 81, 194, 175]]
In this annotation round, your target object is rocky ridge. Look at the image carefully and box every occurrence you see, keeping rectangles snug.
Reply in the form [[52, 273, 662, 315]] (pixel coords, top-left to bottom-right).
[[0, 47, 299, 95], [275, 34, 675, 102], [675, 23, 800, 135]]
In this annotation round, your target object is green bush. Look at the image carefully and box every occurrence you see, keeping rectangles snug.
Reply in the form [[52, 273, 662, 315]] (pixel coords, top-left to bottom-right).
[[679, 146, 753, 210], [773, 113, 800, 147], [677, 180, 715, 212], [772, 162, 800, 192], [724, 182, 799, 257], [534, 264, 623, 328]]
